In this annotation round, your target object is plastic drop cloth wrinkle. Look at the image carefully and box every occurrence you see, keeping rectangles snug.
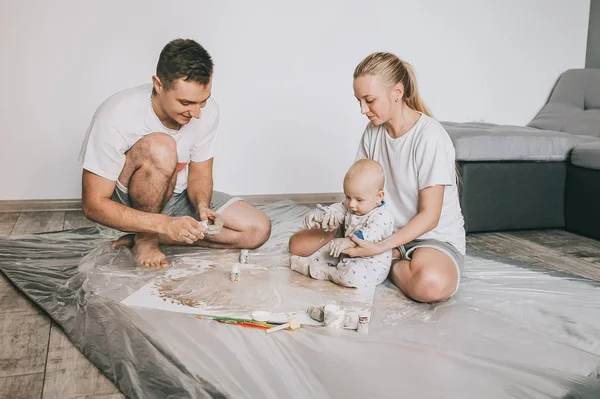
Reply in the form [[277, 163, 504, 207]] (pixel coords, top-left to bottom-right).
[[0, 200, 599, 398]]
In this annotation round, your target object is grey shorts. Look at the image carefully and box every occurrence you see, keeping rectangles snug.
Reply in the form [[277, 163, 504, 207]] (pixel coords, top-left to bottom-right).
[[398, 239, 464, 295], [111, 180, 243, 217]]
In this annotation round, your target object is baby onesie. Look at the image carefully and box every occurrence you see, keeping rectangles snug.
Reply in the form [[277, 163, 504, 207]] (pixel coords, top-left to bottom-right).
[[291, 201, 395, 287]]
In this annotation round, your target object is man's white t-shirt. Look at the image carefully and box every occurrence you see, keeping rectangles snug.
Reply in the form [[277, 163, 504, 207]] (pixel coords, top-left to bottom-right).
[[356, 113, 466, 255], [78, 83, 219, 194]]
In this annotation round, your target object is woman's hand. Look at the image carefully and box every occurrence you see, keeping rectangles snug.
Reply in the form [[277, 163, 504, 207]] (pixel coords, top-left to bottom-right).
[[342, 235, 385, 257]]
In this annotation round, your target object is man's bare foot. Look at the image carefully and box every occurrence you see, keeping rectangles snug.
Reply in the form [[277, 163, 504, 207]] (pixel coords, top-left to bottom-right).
[[114, 233, 169, 268], [111, 232, 206, 248], [133, 235, 169, 268]]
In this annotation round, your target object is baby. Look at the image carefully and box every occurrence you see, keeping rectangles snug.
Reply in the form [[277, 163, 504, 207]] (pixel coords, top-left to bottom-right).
[[290, 159, 395, 288]]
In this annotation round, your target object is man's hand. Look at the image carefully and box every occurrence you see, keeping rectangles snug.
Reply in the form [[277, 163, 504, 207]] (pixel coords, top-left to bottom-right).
[[197, 205, 224, 236], [201, 214, 224, 236], [329, 237, 356, 258], [197, 205, 218, 222], [163, 216, 206, 244], [343, 235, 384, 258]]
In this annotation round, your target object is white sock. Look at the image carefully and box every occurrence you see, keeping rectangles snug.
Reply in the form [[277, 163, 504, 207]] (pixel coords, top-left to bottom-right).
[[290, 255, 311, 276], [290, 246, 337, 280]]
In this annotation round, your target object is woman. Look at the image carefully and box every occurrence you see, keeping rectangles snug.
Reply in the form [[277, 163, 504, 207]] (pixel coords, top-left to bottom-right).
[[289, 52, 465, 303]]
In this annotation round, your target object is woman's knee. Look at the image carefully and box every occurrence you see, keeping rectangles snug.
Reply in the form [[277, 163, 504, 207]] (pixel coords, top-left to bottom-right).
[[408, 267, 455, 303], [288, 231, 310, 256], [289, 229, 331, 257]]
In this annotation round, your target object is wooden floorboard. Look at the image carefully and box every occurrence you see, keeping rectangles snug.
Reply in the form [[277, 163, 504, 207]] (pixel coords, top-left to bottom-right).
[[508, 229, 600, 265], [11, 212, 65, 236], [0, 311, 51, 378], [467, 229, 600, 281], [0, 275, 44, 316], [42, 327, 125, 399], [42, 210, 123, 398], [63, 211, 96, 230], [0, 213, 19, 237], [0, 372, 44, 399], [0, 212, 64, 398], [0, 212, 50, 399]]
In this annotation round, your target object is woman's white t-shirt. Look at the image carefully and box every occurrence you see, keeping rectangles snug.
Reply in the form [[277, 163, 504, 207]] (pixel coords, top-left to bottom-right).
[[356, 113, 466, 255]]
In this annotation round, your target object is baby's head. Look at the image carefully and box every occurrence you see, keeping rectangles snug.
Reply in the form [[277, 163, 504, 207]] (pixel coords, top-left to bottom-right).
[[343, 159, 385, 215]]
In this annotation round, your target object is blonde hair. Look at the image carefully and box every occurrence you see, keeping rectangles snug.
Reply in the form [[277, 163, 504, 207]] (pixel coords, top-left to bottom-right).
[[353, 52, 432, 117], [354, 53, 463, 187]]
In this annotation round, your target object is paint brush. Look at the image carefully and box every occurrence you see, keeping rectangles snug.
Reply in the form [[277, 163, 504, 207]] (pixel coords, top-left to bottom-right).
[[195, 315, 275, 328], [266, 317, 301, 334], [216, 319, 271, 330]]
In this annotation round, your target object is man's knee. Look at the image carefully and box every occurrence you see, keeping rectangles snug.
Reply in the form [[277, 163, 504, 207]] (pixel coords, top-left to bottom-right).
[[135, 133, 177, 174], [245, 211, 271, 249]]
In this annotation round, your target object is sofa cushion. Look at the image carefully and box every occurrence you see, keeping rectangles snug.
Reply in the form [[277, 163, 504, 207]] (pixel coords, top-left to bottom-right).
[[442, 122, 597, 161], [571, 141, 600, 170], [528, 69, 600, 138]]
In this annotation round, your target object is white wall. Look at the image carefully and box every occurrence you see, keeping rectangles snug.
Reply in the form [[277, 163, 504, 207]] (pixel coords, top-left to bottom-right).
[[0, 0, 590, 200]]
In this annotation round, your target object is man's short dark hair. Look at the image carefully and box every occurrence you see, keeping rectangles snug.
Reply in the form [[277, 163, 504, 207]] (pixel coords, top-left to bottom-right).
[[156, 39, 213, 90]]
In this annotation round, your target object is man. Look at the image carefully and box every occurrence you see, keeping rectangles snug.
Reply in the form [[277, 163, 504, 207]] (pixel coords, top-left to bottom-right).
[[79, 38, 271, 268]]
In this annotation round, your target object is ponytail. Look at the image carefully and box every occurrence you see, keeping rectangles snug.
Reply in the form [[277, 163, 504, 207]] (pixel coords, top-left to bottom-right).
[[354, 52, 432, 116]]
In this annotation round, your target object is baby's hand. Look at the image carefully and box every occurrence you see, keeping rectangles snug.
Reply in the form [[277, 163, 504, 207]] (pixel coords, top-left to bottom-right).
[[303, 204, 344, 231], [303, 207, 325, 229], [318, 204, 344, 232], [329, 237, 356, 258]]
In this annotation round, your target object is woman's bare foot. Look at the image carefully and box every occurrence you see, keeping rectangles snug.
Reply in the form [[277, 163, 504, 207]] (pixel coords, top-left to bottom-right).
[[113, 233, 169, 268]]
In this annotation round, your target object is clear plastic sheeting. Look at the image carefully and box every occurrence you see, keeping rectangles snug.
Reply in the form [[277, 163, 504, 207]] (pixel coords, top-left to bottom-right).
[[0, 200, 599, 399]]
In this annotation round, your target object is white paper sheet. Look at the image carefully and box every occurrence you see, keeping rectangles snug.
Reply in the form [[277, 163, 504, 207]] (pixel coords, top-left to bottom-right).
[[121, 258, 376, 328]]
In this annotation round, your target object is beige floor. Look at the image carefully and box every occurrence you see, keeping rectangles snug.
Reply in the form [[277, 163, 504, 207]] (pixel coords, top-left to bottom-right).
[[1, 210, 600, 399]]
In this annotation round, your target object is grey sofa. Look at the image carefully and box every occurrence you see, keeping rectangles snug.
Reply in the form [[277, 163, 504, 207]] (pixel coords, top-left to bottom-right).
[[566, 141, 600, 240], [442, 68, 600, 239]]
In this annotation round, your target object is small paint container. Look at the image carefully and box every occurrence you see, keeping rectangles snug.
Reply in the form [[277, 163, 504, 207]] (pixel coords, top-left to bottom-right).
[[239, 249, 249, 264], [230, 264, 241, 282], [357, 316, 369, 335], [323, 303, 346, 329], [307, 306, 324, 322]]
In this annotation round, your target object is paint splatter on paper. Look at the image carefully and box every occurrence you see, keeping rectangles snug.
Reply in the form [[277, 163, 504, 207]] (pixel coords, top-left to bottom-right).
[[121, 258, 375, 320]]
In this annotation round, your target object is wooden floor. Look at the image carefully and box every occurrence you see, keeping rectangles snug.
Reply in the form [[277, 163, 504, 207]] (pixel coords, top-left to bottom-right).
[[0, 211, 125, 399], [1, 211, 600, 399]]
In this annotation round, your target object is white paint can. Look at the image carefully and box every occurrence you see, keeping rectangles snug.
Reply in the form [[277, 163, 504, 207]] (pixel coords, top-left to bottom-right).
[[356, 316, 369, 335], [239, 249, 249, 264], [323, 303, 346, 329], [230, 264, 241, 282]]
